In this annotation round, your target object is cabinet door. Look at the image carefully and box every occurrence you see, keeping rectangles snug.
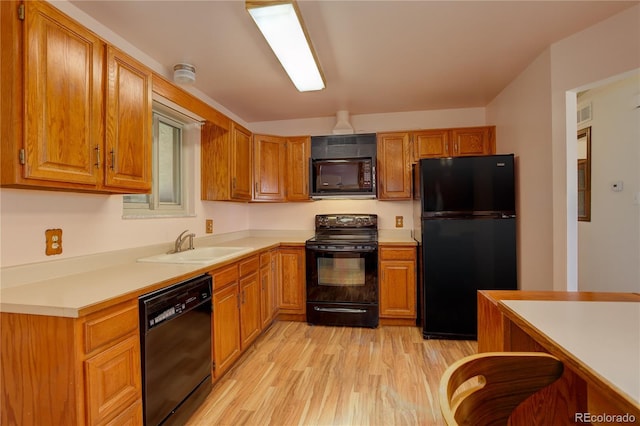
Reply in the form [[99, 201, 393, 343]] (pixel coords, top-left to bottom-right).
[[230, 122, 253, 201], [104, 46, 152, 192], [270, 250, 279, 318], [259, 252, 274, 330], [84, 334, 142, 426], [450, 126, 495, 157], [253, 134, 286, 201], [213, 284, 241, 378], [285, 136, 311, 201], [379, 260, 416, 318], [23, 1, 104, 187], [240, 271, 261, 350], [278, 247, 305, 314], [200, 121, 230, 200], [377, 133, 412, 200], [413, 129, 451, 159]]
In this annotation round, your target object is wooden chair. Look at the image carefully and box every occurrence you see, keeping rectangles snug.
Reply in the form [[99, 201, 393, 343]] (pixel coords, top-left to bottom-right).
[[439, 352, 564, 426]]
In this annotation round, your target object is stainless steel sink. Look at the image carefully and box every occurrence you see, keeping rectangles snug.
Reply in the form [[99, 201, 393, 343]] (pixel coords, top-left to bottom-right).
[[137, 246, 254, 265]]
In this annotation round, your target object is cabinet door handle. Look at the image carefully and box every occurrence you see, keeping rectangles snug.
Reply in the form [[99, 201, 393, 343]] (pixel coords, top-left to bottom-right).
[[94, 145, 100, 168], [255, 182, 259, 194], [232, 177, 236, 189], [109, 149, 115, 170]]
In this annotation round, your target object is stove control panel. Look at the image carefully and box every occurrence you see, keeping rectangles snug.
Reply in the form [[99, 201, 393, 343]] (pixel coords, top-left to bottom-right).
[[315, 214, 378, 229]]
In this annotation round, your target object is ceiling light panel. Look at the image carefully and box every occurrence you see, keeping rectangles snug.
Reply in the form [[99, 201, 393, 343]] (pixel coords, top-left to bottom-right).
[[247, 1, 325, 92]]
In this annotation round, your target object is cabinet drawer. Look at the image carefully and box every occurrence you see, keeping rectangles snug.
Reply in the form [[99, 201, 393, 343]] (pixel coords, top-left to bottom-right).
[[84, 301, 138, 354], [379, 247, 416, 261], [239, 255, 259, 277], [260, 251, 271, 268], [211, 265, 238, 290]]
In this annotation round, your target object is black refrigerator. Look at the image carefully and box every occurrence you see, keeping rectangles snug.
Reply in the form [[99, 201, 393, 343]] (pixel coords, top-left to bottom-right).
[[418, 154, 517, 340]]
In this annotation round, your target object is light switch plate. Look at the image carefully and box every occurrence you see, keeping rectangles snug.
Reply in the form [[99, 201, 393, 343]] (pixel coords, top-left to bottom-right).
[[611, 181, 624, 192]]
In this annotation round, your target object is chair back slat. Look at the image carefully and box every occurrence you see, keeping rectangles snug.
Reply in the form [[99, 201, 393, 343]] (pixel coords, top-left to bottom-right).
[[440, 352, 564, 426]]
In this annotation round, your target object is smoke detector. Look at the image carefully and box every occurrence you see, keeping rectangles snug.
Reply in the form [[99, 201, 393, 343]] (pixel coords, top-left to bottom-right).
[[332, 110, 354, 134], [173, 63, 196, 85]]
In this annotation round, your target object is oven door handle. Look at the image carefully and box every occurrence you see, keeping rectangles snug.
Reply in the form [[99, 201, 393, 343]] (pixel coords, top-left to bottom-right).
[[313, 306, 368, 314]]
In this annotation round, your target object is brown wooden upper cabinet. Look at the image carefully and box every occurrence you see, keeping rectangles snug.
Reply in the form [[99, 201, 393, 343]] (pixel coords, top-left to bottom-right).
[[413, 126, 495, 159], [252, 134, 311, 202], [253, 134, 287, 202], [377, 126, 496, 200], [201, 120, 253, 202], [377, 132, 413, 200], [104, 46, 153, 192], [285, 136, 311, 201], [0, 0, 152, 193], [231, 123, 254, 201]]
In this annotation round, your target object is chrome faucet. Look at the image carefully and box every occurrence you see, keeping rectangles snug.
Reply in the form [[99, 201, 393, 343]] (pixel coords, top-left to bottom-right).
[[169, 230, 195, 254]]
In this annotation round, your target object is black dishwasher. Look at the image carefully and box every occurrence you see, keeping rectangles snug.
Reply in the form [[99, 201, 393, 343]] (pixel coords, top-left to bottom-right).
[[139, 274, 212, 426]]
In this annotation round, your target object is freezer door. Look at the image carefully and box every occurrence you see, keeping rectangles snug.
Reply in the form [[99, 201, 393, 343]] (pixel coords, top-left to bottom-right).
[[422, 217, 516, 339], [420, 155, 515, 215]]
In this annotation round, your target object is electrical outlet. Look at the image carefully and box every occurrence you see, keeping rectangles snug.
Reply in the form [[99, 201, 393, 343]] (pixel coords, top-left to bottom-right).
[[206, 219, 214, 234], [395, 216, 404, 228], [45, 228, 63, 256]]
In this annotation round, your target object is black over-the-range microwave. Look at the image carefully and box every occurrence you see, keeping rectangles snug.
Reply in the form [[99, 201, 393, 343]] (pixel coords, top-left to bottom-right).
[[309, 133, 377, 199]]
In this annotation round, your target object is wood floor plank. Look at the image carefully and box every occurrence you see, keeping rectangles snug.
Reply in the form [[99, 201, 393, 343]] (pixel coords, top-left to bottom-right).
[[187, 321, 476, 426]]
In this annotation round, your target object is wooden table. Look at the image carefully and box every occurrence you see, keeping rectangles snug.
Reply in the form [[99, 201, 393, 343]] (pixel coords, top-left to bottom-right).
[[478, 291, 640, 425]]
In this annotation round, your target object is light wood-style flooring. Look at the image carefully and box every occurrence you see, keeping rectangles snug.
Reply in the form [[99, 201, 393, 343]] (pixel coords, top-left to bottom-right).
[[187, 321, 476, 426]]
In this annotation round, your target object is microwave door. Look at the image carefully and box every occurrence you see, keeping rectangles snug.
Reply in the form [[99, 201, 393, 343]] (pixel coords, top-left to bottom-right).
[[310, 158, 376, 198]]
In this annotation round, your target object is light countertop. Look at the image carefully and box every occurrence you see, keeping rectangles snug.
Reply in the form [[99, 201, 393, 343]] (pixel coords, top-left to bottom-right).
[[501, 300, 640, 405], [1, 229, 416, 318]]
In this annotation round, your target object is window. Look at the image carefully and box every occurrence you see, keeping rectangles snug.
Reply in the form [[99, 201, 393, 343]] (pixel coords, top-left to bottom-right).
[[123, 103, 198, 218]]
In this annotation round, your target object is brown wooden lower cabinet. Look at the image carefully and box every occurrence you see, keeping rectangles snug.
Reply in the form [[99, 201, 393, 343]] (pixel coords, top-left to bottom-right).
[[378, 245, 417, 325], [211, 265, 241, 379], [84, 335, 142, 426], [259, 250, 278, 329], [277, 246, 306, 321], [211, 251, 279, 380], [0, 299, 142, 426], [239, 256, 261, 350]]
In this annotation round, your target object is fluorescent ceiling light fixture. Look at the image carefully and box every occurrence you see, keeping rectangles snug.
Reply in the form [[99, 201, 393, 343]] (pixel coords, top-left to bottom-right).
[[247, 1, 325, 92]]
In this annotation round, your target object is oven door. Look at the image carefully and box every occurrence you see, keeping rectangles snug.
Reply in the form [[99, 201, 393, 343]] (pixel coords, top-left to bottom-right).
[[305, 244, 379, 327], [306, 245, 377, 303]]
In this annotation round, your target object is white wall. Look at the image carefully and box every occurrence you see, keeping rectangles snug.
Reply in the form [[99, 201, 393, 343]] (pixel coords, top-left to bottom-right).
[[486, 4, 640, 291], [577, 73, 640, 292], [250, 108, 486, 136], [250, 200, 413, 232], [549, 4, 640, 291], [486, 50, 554, 291]]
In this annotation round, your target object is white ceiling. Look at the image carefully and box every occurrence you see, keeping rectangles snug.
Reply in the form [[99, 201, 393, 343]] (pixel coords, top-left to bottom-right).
[[69, 0, 637, 123]]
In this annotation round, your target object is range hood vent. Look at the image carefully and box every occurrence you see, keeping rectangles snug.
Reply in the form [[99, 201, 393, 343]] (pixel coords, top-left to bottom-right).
[[332, 110, 354, 135]]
